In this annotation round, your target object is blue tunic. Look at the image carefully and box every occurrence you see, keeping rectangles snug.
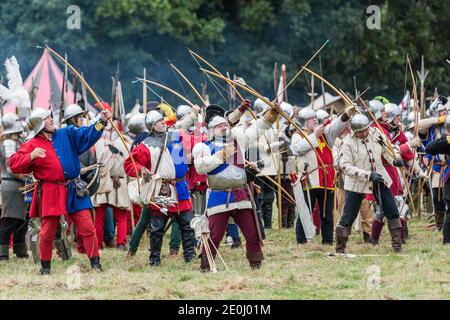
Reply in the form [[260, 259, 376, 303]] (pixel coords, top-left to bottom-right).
[[422, 125, 450, 177], [52, 123, 103, 214]]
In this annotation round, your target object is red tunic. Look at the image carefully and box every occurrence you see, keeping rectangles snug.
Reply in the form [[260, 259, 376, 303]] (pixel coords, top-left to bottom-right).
[[315, 136, 335, 189], [9, 135, 67, 218], [179, 129, 208, 192], [124, 144, 192, 214]]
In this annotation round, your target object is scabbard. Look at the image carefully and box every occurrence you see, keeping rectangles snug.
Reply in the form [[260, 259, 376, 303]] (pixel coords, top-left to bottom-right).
[[246, 183, 264, 247]]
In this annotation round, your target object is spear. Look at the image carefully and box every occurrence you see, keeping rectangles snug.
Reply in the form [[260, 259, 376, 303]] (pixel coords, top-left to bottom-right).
[[417, 55, 428, 119], [273, 39, 330, 104], [72, 69, 79, 104], [143, 67, 147, 113], [59, 53, 68, 127], [274, 63, 282, 230], [273, 62, 278, 99]]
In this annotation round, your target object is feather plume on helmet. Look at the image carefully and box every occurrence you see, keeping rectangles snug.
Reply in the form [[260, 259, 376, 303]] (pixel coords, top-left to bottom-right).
[[0, 56, 31, 111]]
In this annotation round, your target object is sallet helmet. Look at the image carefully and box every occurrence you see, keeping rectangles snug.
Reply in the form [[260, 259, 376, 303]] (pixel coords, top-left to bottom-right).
[[384, 103, 402, 123], [1, 112, 23, 135], [297, 107, 317, 128], [145, 110, 165, 132], [351, 114, 370, 133], [28, 108, 51, 135]]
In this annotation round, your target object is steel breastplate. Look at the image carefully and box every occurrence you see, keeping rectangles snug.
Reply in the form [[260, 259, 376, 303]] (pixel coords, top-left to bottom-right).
[[207, 164, 247, 190]]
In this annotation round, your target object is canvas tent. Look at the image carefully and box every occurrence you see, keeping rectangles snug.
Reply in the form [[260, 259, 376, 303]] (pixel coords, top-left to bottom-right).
[[306, 92, 344, 114], [3, 49, 94, 120]]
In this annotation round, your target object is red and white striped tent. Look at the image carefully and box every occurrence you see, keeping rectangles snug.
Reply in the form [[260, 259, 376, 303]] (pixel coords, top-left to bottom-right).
[[4, 49, 93, 119]]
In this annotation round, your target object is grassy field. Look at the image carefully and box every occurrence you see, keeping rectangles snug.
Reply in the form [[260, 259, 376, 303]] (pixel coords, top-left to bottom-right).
[[0, 217, 448, 300]]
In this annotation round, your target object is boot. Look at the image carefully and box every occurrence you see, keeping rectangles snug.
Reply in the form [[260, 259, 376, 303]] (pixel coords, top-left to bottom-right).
[[0, 244, 9, 261], [13, 242, 29, 259], [335, 225, 351, 254], [90, 256, 102, 272], [200, 254, 210, 272], [231, 238, 242, 249], [281, 207, 288, 229], [388, 218, 402, 252], [363, 232, 372, 244], [400, 218, 407, 244], [371, 220, 384, 245], [404, 219, 409, 239], [435, 210, 445, 232], [40, 260, 51, 275], [116, 244, 127, 251], [180, 225, 196, 263], [262, 203, 272, 229], [105, 240, 115, 248], [169, 248, 179, 256], [246, 251, 264, 270], [149, 233, 163, 266], [126, 249, 135, 259], [443, 212, 450, 245]]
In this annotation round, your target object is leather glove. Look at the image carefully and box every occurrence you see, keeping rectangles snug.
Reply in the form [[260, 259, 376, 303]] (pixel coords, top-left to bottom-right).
[[140, 167, 152, 183], [263, 103, 280, 124], [369, 172, 385, 184], [419, 170, 429, 179], [215, 143, 237, 162], [393, 158, 405, 167], [410, 136, 422, 148], [344, 103, 358, 117], [341, 103, 357, 122], [238, 99, 252, 112]]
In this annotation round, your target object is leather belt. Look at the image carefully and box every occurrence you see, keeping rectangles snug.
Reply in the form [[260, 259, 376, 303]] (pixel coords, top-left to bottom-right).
[[162, 177, 185, 185], [1, 177, 22, 182]]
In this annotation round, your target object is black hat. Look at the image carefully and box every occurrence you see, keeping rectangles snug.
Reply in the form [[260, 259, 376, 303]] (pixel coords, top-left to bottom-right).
[[139, 101, 159, 113], [205, 104, 225, 126]]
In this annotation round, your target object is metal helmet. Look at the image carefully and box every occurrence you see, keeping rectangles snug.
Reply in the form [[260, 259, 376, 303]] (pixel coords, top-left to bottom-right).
[[61, 104, 87, 124], [1, 112, 23, 135], [351, 114, 370, 133], [28, 108, 51, 135], [145, 110, 164, 132], [384, 103, 402, 123], [207, 115, 228, 129], [127, 113, 148, 136], [280, 102, 294, 117], [406, 111, 419, 130], [369, 100, 384, 120], [297, 107, 317, 128], [429, 96, 448, 116], [176, 105, 192, 120], [316, 109, 330, 125], [254, 98, 270, 116]]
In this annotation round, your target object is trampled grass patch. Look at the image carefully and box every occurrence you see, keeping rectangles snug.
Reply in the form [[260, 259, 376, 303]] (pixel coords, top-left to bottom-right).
[[0, 218, 448, 300]]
